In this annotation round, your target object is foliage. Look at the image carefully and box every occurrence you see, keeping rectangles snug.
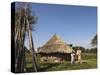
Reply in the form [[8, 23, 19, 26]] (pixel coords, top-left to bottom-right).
[[90, 48, 97, 53], [72, 46, 97, 53], [72, 46, 86, 52], [14, 3, 38, 72], [91, 34, 97, 47], [15, 3, 37, 31], [86, 48, 97, 53]]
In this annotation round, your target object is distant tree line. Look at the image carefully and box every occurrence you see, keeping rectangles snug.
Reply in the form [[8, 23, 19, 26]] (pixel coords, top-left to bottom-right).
[[72, 34, 97, 53], [72, 46, 97, 53]]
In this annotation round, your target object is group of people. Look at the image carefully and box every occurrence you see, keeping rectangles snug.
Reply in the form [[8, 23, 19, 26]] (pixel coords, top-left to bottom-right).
[[71, 48, 82, 64]]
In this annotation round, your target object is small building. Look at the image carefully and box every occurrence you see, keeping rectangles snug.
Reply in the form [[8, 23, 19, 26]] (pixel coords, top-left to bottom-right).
[[37, 34, 73, 62]]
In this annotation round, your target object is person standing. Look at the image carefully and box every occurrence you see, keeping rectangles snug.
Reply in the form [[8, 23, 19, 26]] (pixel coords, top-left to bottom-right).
[[76, 48, 82, 64], [71, 50, 75, 64]]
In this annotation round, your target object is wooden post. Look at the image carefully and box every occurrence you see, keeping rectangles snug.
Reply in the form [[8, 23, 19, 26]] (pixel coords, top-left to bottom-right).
[[26, 12, 38, 72]]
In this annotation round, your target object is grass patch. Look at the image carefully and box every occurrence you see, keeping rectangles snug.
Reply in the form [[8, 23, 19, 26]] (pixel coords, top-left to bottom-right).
[[37, 59, 97, 71], [25, 53, 97, 72]]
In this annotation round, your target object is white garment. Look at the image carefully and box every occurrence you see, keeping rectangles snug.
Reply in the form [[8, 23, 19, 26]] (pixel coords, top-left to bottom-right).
[[76, 50, 82, 64], [71, 53, 75, 64]]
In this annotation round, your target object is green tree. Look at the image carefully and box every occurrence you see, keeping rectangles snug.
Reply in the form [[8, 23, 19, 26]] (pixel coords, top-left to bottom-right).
[[91, 34, 97, 47], [72, 46, 86, 52], [90, 48, 97, 53]]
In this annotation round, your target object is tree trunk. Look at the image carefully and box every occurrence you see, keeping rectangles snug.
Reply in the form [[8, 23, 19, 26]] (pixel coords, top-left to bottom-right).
[[15, 14, 26, 73], [26, 15, 38, 72]]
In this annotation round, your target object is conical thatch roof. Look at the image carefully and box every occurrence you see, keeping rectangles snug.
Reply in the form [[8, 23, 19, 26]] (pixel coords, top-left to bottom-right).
[[38, 34, 73, 53], [44, 34, 65, 46]]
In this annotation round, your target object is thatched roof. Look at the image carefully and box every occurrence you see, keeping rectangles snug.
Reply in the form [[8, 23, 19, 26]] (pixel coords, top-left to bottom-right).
[[38, 34, 73, 53]]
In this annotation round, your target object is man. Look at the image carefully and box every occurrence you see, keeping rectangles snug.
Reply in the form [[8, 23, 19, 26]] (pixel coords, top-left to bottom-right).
[[71, 50, 75, 64]]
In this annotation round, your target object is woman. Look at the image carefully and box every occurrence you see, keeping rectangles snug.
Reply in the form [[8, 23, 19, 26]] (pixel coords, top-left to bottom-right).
[[76, 48, 82, 64]]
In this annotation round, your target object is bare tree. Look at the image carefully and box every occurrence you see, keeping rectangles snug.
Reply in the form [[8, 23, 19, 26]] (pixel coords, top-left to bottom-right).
[[14, 3, 38, 72]]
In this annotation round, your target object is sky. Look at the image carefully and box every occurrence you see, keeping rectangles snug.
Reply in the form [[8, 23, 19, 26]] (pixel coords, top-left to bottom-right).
[[24, 3, 97, 49]]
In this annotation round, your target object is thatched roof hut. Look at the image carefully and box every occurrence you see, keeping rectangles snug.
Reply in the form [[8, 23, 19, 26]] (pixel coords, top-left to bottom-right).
[[38, 34, 73, 53]]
